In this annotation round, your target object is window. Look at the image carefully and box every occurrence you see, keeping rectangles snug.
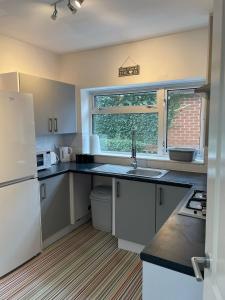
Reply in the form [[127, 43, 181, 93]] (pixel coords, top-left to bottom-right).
[[91, 87, 206, 158], [166, 89, 205, 152], [92, 91, 160, 155]]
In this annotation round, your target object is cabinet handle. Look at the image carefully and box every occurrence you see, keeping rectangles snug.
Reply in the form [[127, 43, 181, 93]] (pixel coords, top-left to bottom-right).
[[40, 183, 46, 201], [54, 118, 58, 133], [48, 118, 53, 133], [116, 181, 120, 198], [158, 187, 163, 206]]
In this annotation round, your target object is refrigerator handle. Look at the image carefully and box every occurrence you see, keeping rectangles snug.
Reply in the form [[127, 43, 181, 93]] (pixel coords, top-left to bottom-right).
[[40, 183, 46, 201]]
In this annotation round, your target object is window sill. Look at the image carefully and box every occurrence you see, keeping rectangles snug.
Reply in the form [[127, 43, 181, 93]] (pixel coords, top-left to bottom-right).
[[94, 152, 205, 165]]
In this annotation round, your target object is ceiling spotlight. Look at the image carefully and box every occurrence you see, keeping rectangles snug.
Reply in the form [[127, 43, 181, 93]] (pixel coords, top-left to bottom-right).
[[68, 0, 77, 14], [51, 3, 58, 20], [74, 0, 84, 8]]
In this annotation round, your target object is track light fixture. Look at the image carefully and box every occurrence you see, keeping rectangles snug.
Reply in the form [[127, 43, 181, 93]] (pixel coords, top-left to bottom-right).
[[51, 3, 58, 20], [74, 0, 84, 8], [67, 0, 77, 14], [51, 0, 84, 20]]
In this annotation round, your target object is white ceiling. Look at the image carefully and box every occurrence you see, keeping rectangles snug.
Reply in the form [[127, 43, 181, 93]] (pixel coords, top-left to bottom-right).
[[0, 0, 213, 54]]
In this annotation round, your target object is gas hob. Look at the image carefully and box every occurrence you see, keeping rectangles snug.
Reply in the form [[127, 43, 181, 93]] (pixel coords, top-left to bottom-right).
[[178, 190, 207, 220]]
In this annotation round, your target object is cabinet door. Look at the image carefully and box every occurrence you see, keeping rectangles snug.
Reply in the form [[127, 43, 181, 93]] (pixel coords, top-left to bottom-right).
[[115, 179, 156, 245], [40, 174, 71, 241], [73, 173, 92, 222], [19, 74, 76, 136], [19, 74, 54, 136], [52, 81, 76, 134], [156, 185, 189, 232]]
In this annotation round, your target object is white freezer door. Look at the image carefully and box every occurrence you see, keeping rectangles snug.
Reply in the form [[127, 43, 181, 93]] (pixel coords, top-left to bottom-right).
[[0, 179, 42, 277], [0, 92, 36, 184]]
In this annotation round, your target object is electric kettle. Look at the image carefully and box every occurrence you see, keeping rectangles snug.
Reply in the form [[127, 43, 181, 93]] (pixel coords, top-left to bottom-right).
[[50, 151, 59, 165], [59, 147, 73, 162]]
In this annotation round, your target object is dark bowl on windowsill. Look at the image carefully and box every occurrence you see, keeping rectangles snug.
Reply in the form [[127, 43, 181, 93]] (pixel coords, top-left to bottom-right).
[[168, 148, 197, 162]]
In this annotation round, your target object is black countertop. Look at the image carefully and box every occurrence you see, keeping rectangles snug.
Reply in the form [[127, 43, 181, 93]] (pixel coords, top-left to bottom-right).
[[140, 191, 206, 277], [38, 162, 206, 189], [38, 162, 101, 180], [38, 162, 207, 277]]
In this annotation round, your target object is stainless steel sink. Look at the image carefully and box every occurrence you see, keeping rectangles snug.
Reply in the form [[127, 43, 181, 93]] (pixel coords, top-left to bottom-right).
[[126, 168, 168, 178]]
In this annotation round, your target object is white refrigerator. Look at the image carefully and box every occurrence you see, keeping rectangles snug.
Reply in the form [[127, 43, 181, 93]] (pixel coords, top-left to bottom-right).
[[0, 91, 41, 277]]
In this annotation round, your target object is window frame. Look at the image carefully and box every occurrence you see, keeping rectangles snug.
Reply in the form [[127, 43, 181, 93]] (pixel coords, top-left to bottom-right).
[[164, 88, 207, 156], [90, 85, 206, 158], [92, 90, 159, 114]]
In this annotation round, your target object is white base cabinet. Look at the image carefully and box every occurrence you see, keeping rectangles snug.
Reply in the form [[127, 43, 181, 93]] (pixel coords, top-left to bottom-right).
[[143, 261, 203, 300]]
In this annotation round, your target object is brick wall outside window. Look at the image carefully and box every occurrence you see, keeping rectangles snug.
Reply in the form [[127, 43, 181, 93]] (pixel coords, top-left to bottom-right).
[[167, 97, 202, 150]]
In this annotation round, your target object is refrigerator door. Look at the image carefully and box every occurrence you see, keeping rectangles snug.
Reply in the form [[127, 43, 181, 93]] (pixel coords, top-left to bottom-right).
[[0, 178, 42, 277], [0, 92, 37, 184]]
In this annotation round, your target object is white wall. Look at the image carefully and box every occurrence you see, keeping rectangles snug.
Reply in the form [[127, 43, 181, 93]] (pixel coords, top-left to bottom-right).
[[60, 28, 208, 132], [60, 27, 208, 87], [59, 28, 208, 172], [0, 28, 209, 171], [0, 34, 60, 80], [0, 34, 75, 152]]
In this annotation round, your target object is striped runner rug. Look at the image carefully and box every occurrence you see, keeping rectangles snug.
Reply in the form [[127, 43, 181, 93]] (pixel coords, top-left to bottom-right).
[[0, 223, 142, 300]]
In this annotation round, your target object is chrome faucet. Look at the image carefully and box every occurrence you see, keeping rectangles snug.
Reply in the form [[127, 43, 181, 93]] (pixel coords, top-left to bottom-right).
[[131, 129, 137, 169]]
